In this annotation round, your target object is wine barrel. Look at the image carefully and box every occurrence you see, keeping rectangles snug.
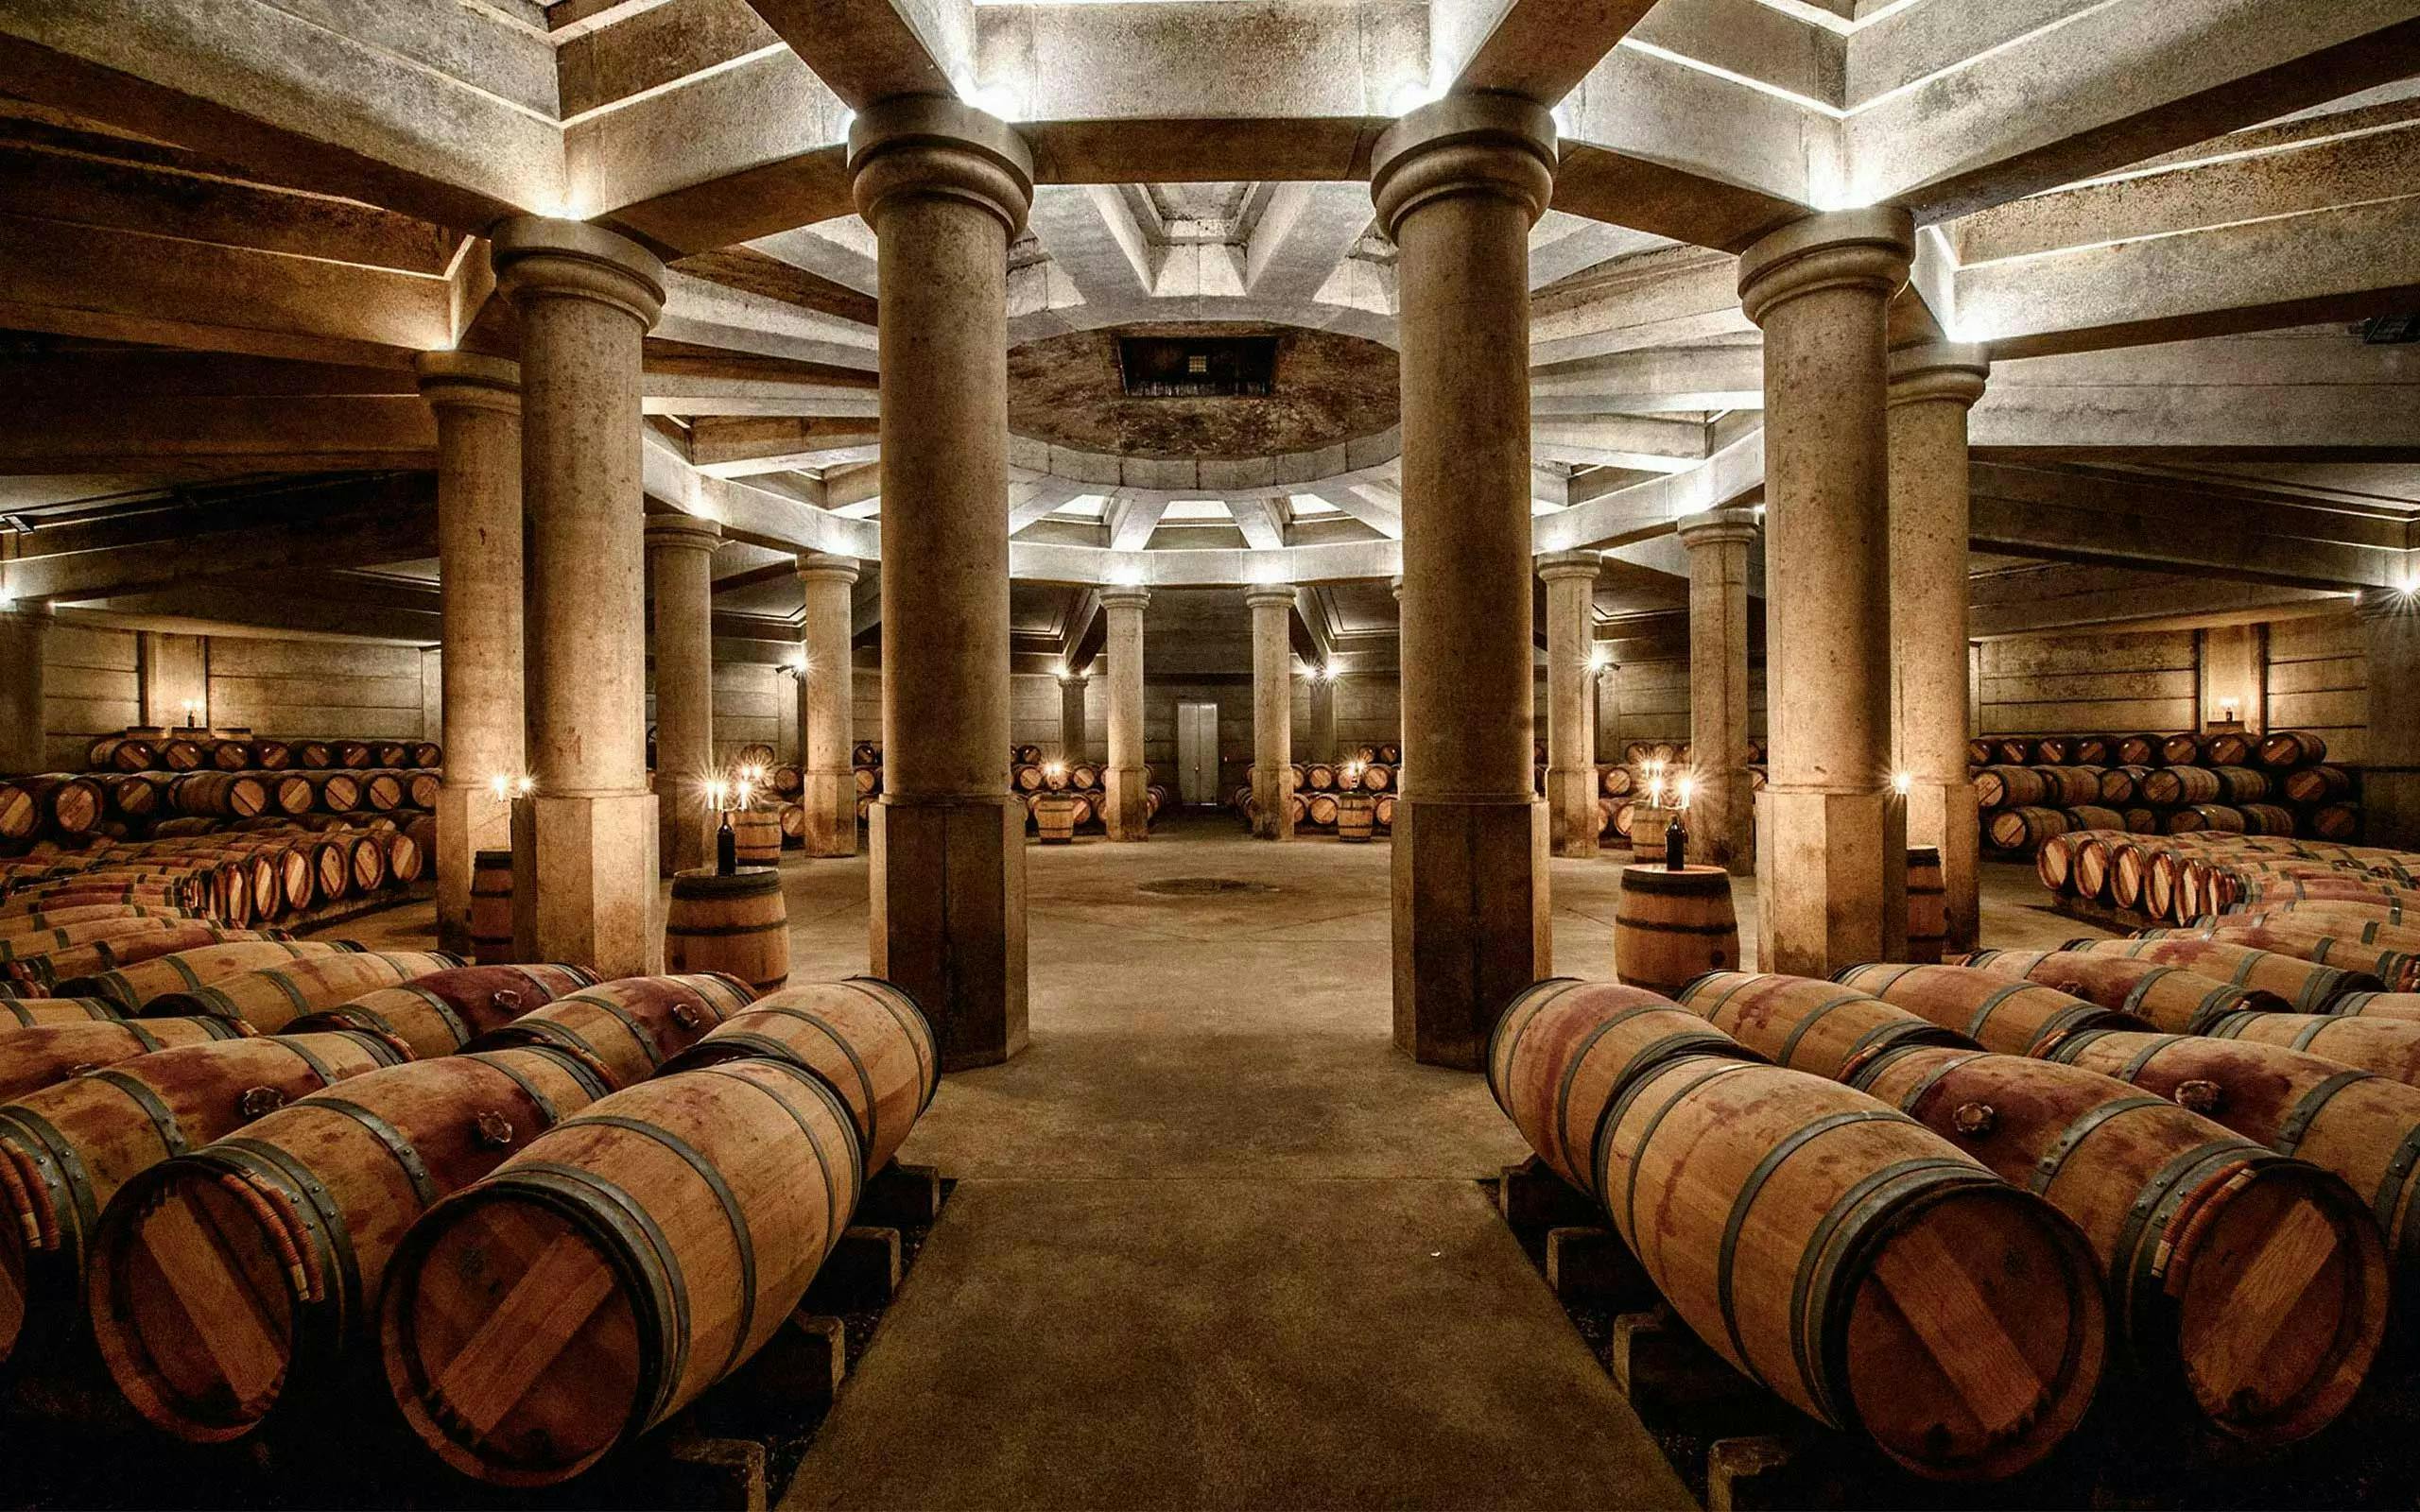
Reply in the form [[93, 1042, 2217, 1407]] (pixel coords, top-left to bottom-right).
[[0, 902, 186, 933], [286, 964, 599, 1058], [470, 850, 514, 965], [255, 739, 294, 771], [1991, 737, 2031, 765], [0, 1016, 249, 1102], [406, 771, 441, 810], [379, 1057, 865, 1485], [2097, 765, 2145, 805], [144, 951, 462, 1033], [358, 769, 406, 813], [1985, 806, 2068, 852], [2284, 766, 2354, 805], [54, 939, 363, 1012], [778, 803, 806, 842], [2155, 922, 2420, 992], [2331, 992, 2420, 1022], [1487, 979, 1760, 1194], [410, 742, 442, 768], [855, 766, 881, 796], [1973, 766, 2048, 809], [2208, 765, 2270, 803], [209, 740, 251, 772], [2258, 730, 2328, 769], [1613, 864, 1737, 997], [1904, 848, 1945, 963], [666, 869, 788, 994], [2116, 734, 2159, 766], [169, 773, 268, 820], [295, 741, 332, 769], [8, 924, 282, 993], [2057, 936, 2379, 1013], [89, 738, 156, 774], [1966, 739, 1992, 765], [2032, 767, 2100, 807], [159, 739, 206, 772], [1305, 763, 1335, 793], [90, 1045, 615, 1442], [1012, 764, 1045, 793], [1672, 971, 1970, 1084], [1305, 793, 1340, 828], [1595, 1056, 2105, 1479], [663, 976, 935, 1170], [2167, 804, 2246, 835], [0, 1029, 406, 1365], [1, 997, 127, 1027], [307, 771, 362, 814], [2033, 736, 2072, 765], [1958, 949, 2281, 1034], [2203, 1011, 2420, 1089], [2160, 732, 2204, 765], [1833, 962, 2145, 1057], [2205, 731, 2254, 767], [0, 914, 182, 964], [1361, 764, 1392, 793], [2238, 803, 2298, 836], [1859, 1045, 2384, 1443], [2074, 737, 2112, 765], [464, 973, 755, 1091], [1374, 794, 1396, 829], [336, 741, 372, 769], [1033, 794, 1079, 843], [2140, 766, 2217, 807], [730, 809, 782, 867], [1336, 791, 1374, 842]]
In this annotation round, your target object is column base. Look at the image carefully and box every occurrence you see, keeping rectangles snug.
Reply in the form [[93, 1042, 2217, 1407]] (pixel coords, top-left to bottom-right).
[[1105, 765, 1150, 841], [1391, 797, 1551, 1070], [434, 783, 511, 956], [1546, 767, 1599, 859], [1908, 777, 1980, 954], [1754, 784, 1906, 979], [802, 770, 858, 857], [871, 795, 1028, 1070], [1252, 773, 1294, 840], [510, 791, 661, 979]]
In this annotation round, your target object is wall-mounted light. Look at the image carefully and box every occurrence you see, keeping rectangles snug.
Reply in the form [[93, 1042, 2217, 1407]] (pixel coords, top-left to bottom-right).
[[1587, 645, 1613, 675], [1892, 771, 1911, 796]]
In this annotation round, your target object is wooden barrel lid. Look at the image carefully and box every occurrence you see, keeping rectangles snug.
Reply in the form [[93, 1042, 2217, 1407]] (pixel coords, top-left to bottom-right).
[[670, 867, 782, 899], [1841, 1181, 2106, 1481]]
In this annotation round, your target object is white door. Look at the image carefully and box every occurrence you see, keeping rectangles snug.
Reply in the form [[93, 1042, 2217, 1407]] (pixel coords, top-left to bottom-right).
[[1176, 702, 1219, 804]]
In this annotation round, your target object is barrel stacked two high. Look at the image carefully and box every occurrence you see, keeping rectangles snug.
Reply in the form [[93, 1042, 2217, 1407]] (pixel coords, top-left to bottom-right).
[[1494, 960, 2415, 1479]]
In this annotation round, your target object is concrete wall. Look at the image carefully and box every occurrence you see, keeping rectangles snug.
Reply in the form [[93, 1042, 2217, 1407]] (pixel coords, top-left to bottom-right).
[[1977, 629, 2199, 736], [2266, 612, 2369, 764], [40, 624, 141, 770]]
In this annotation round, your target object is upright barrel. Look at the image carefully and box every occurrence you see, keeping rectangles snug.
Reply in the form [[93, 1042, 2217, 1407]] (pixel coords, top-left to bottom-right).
[[1613, 865, 1737, 997], [665, 868, 789, 994], [469, 850, 514, 964], [1904, 848, 1945, 963]]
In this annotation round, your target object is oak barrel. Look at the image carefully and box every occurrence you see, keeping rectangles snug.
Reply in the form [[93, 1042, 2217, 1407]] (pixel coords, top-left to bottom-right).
[[1672, 971, 1970, 1085], [1905, 848, 1945, 963], [2332, 991, 2420, 1022], [90, 1045, 614, 1441], [7, 924, 279, 994], [1986, 806, 2069, 851], [1033, 793, 1079, 843], [143, 950, 462, 1033], [0, 1016, 250, 1103], [2257, 730, 2327, 768], [663, 976, 935, 1171], [2161, 921, 2420, 991], [1613, 864, 1737, 997], [469, 850, 514, 964], [1860, 1045, 2385, 1443], [2056, 936, 2378, 1013], [1957, 949, 2278, 1034], [0, 996, 128, 1027], [1833, 962, 2146, 1057], [1596, 1056, 2105, 1479], [731, 809, 782, 867], [287, 963, 599, 1058], [54, 939, 363, 1013], [379, 1058, 864, 1485], [666, 868, 790, 994], [2204, 1011, 2420, 1089], [464, 972, 755, 1091], [1335, 791, 1374, 842]]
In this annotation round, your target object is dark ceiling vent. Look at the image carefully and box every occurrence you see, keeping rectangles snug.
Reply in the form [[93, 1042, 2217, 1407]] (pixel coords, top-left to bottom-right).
[[1118, 335, 1277, 397], [2357, 314, 2420, 344]]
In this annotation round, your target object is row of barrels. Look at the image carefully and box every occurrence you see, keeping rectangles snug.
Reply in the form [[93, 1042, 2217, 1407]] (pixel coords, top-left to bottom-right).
[[0, 915, 941, 1486], [1227, 783, 1398, 833], [1491, 951, 2420, 1479], [87, 733, 441, 774], [1970, 729, 2329, 771], [1977, 763, 2359, 856], [2034, 829, 2420, 932], [1, 767, 441, 847]]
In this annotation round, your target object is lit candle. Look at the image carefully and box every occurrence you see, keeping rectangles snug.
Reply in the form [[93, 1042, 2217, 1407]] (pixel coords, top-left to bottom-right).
[[491, 773, 510, 801], [1892, 771, 1911, 796], [513, 775, 534, 798], [1676, 775, 1694, 811]]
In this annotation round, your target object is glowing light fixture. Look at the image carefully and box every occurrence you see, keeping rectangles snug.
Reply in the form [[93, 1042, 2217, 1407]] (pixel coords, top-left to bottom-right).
[[1891, 771, 1911, 796]]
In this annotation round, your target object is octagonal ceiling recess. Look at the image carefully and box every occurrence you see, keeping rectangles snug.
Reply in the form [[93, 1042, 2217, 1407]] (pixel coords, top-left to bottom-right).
[[1008, 322, 1399, 462]]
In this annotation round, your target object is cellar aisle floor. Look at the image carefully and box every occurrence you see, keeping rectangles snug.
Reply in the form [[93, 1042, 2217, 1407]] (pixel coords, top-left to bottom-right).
[[340, 819, 2113, 1510]]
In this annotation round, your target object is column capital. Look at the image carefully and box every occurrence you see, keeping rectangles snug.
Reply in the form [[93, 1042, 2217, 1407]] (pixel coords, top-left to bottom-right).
[[795, 551, 860, 587], [1371, 93, 1556, 237], [1389, 576, 1406, 602], [1888, 342, 1991, 409], [1677, 507, 1762, 550], [1535, 550, 1601, 584], [643, 514, 722, 553], [849, 95, 1035, 240], [1244, 585, 1299, 610], [414, 351, 520, 414], [1737, 208, 1914, 328], [492, 216, 666, 329], [1098, 584, 1151, 610], [1057, 670, 1091, 689], [2359, 585, 2420, 621]]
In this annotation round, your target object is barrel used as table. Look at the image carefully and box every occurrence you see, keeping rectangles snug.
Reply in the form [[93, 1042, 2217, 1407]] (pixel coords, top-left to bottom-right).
[[1905, 847, 1945, 963], [1614, 863, 1737, 997], [1335, 791, 1374, 842], [666, 868, 789, 995], [469, 850, 514, 965], [1033, 793, 1080, 844]]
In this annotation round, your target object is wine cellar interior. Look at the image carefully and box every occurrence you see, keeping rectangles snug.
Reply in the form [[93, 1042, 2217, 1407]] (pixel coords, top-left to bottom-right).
[[2, 2, 2420, 1508]]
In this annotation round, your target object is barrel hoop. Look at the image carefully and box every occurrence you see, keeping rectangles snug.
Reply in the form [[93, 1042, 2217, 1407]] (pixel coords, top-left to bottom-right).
[[1612, 915, 1738, 936], [573, 1114, 758, 1385], [1880, 1049, 1977, 1114], [2115, 969, 2172, 1021], [310, 1099, 440, 1208], [2274, 1070, 2374, 1156], [556, 991, 669, 1069], [1484, 977, 1585, 1108], [2286, 1017, 2333, 1054], [87, 1069, 191, 1157], [1602, 1058, 1752, 1248], [465, 1052, 568, 1125], [664, 919, 786, 940], [843, 976, 937, 1114], [480, 1163, 688, 1434], [1833, 963, 1914, 994], [1777, 989, 1878, 1068], [1716, 1109, 1900, 1394], [1962, 981, 2035, 1042], [2370, 1123, 2420, 1250], [0, 1108, 89, 1254], [728, 1006, 879, 1162], [1792, 1158, 1989, 1431], [1681, 972, 1755, 1018], [274, 1035, 343, 1087], [1837, 1020, 1950, 1083], [2030, 1096, 2169, 1194], [2114, 1145, 2257, 1349], [395, 986, 472, 1048], [1551, 1006, 1683, 1178], [207, 1138, 358, 1354], [123, 1020, 165, 1054], [2117, 1034, 2185, 1081]]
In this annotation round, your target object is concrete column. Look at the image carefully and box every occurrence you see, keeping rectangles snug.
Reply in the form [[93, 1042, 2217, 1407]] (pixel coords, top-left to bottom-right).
[[1887, 343, 1989, 953], [1307, 670, 1338, 763], [414, 352, 525, 954], [1247, 588, 1297, 839], [1100, 584, 1150, 840], [1539, 551, 1602, 859], [1058, 675, 1088, 763], [1739, 209, 1913, 976], [646, 515, 720, 877], [0, 600, 49, 774], [2361, 588, 2420, 850], [851, 98, 1034, 1070], [796, 553, 858, 858], [1373, 95, 1556, 1068], [1677, 508, 1759, 876], [490, 216, 666, 978]]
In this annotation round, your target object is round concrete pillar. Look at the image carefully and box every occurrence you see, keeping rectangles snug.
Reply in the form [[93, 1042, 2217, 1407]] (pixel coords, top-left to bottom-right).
[[851, 97, 1035, 1069], [646, 515, 721, 877], [1676, 507, 1759, 875], [0, 599, 50, 776], [796, 553, 859, 858], [490, 215, 666, 977], [2361, 587, 2420, 849], [414, 352, 525, 954], [1888, 343, 1990, 952], [1246, 587, 1297, 840], [1372, 94, 1556, 1067], [1099, 584, 1150, 840], [1538, 551, 1602, 859], [1738, 209, 1913, 976]]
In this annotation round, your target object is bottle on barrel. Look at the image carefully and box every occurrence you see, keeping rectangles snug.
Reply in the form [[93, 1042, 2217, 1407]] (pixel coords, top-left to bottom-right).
[[1663, 773, 1694, 871], [711, 777, 737, 877]]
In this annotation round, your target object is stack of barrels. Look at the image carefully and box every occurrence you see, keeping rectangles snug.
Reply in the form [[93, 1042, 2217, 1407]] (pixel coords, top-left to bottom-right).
[[1230, 751, 1400, 833], [1014, 753, 1170, 834], [1498, 962, 2413, 1477], [1972, 730, 2355, 858], [2, 733, 443, 852], [1582, 741, 1768, 851], [2029, 826, 2420, 935]]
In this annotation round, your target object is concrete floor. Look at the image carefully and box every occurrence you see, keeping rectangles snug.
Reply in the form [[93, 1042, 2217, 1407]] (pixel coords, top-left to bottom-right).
[[345, 816, 2110, 1509]]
